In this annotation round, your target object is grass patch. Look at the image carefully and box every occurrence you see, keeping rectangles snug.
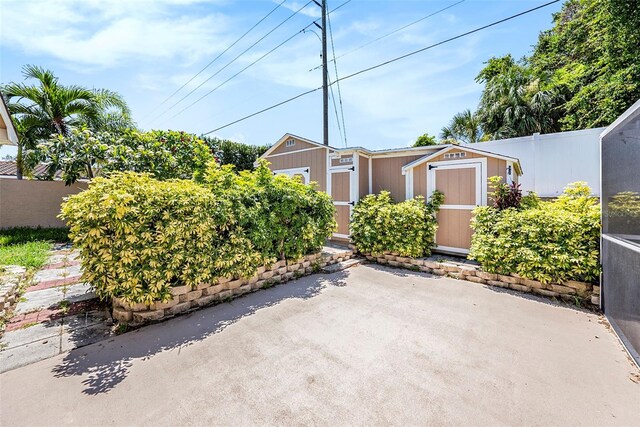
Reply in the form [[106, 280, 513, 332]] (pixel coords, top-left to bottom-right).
[[0, 227, 70, 269], [0, 241, 51, 269]]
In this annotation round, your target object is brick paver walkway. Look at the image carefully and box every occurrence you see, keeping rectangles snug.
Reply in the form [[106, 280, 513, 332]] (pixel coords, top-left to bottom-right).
[[0, 246, 113, 372]]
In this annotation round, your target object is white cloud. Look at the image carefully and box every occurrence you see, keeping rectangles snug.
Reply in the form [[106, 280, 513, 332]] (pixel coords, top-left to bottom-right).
[[1, 0, 231, 68], [280, 0, 321, 18]]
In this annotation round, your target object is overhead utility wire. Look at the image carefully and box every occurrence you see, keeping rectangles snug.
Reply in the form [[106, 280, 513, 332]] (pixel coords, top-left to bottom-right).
[[202, 0, 560, 135], [141, 0, 288, 121], [310, 0, 466, 72], [327, 9, 347, 147], [164, 0, 354, 122], [327, 74, 345, 146], [147, 0, 314, 124]]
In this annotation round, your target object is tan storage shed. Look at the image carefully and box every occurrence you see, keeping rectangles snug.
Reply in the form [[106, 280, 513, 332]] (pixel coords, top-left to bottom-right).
[[259, 133, 522, 254]]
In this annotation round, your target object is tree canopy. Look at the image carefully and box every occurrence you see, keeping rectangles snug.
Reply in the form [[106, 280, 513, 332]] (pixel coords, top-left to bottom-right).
[[202, 136, 269, 171], [412, 133, 438, 147], [442, 0, 640, 142], [2, 65, 132, 178]]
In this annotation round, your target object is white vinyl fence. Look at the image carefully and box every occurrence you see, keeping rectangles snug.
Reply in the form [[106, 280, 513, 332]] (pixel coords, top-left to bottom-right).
[[476, 127, 605, 197]]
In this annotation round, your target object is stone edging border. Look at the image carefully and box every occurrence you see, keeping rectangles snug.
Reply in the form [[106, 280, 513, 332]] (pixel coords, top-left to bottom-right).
[[112, 249, 355, 324], [1, 266, 27, 329], [364, 252, 600, 307]]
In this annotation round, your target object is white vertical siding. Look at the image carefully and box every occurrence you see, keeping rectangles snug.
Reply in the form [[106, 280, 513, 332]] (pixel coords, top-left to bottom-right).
[[477, 127, 605, 197]]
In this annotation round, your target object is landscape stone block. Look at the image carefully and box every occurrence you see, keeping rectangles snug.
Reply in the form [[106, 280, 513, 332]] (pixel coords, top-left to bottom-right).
[[194, 295, 217, 307], [226, 280, 243, 290], [169, 285, 190, 296], [152, 297, 179, 310], [476, 271, 498, 281], [112, 307, 132, 322], [218, 290, 233, 300], [550, 284, 576, 295], [487, 280, 509, 288], [522, 278, 543, 289], [466, 276, 486, 284], [133, 309, 164, 323], [165, 302, 191, 316], [533, 288, 560, 298], [179, 290, 202, 303], [509, 283, 532, 293], [203, 284, 225, 296], [498, 274, 520, 284], [564, 280, 591, 294]]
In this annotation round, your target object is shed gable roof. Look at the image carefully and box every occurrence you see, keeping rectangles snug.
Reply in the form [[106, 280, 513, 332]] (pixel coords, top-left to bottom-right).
[[260, 133, 334, 159], [401, 145, 523, 175]]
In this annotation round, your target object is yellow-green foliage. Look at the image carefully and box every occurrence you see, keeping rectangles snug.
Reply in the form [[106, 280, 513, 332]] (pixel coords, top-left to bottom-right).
[[204, 160, 337, 261], [61, 173, 262, 304], [350, 191, 443, 258], [469, 182, 601, 284]]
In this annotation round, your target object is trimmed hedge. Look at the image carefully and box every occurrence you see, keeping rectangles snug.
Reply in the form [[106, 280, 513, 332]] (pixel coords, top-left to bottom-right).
[[350, 191, 443, 258], [469, 182, 601, 284], [61, 162, 336, 304], [204, 161, 336, 261]]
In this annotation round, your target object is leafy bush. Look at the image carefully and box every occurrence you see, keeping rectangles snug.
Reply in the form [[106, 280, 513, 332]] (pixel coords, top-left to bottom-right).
[[61, 162, 336, 304], [489, 176, 522, 210], [350, 191, 443, 258], [61, 173, 262, 304], [204, 160, 336, 260], [469, 182, 600, 284]]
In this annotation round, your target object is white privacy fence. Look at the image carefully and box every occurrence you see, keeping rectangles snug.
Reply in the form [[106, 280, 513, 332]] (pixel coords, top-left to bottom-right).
[[476, 127, 605, 197]]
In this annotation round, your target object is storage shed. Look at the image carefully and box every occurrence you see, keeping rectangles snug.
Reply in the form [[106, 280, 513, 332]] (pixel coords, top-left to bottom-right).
[[259, 133, 522, 254]]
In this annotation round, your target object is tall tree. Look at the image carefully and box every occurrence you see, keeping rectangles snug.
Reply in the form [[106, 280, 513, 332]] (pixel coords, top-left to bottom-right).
[[476, 56, 561, 139], [202, 136, 269, 171], [413, 133, 438, 147], [2, 65, 130, 178], [440, 109, 483, 144], [530, 0, 640, 130]]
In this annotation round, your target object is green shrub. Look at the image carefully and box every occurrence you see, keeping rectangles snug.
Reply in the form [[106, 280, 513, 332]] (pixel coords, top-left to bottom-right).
[[61, 172, 262, 304], [204, 160, 336, 260], [350, 191, 443, 258], [61, 162, 336, 304], [469, 182, 600, 284]]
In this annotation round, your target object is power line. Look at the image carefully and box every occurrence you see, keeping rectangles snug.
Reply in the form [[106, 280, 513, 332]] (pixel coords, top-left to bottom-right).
[[202, 0, 560, 135], [328, 74, 345, 146], [327, 8, 347, 147], [310, 0, 466, 72], [147, 0, 314, 125], [141, 0, 288, 121], [161, 0, 354, 122]]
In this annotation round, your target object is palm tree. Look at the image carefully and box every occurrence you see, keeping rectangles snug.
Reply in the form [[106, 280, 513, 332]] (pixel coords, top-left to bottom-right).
[[2, 65, 130, 178], [477, 66, 561, 139], [440, 109, 483, 144]]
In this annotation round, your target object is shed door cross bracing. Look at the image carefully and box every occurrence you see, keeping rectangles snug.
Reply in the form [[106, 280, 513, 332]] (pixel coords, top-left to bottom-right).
[[329, 164, 356, 239], [427, 158, 487, 254]]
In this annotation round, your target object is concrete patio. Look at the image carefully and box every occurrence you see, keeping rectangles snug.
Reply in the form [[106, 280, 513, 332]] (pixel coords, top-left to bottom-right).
[[1, 263, 638, 426]]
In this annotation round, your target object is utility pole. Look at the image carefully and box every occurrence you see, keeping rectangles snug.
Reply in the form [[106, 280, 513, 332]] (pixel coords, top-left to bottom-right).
[[312, 0, 328, 146], [320, 0, 329, 146]]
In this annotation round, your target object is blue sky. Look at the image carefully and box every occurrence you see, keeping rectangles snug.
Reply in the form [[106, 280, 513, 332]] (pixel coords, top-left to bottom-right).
[[0, 0, 563, 156]]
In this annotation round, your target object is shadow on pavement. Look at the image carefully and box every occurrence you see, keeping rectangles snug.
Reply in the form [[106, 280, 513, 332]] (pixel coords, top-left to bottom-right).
[[50, 270, 351, 395]]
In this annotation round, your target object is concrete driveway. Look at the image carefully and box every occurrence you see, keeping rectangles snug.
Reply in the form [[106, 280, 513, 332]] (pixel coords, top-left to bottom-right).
[[1, 264, 639, 426]]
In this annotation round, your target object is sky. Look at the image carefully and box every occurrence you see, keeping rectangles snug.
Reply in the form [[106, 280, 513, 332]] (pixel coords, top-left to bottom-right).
[[0, 0, 563, 156]]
